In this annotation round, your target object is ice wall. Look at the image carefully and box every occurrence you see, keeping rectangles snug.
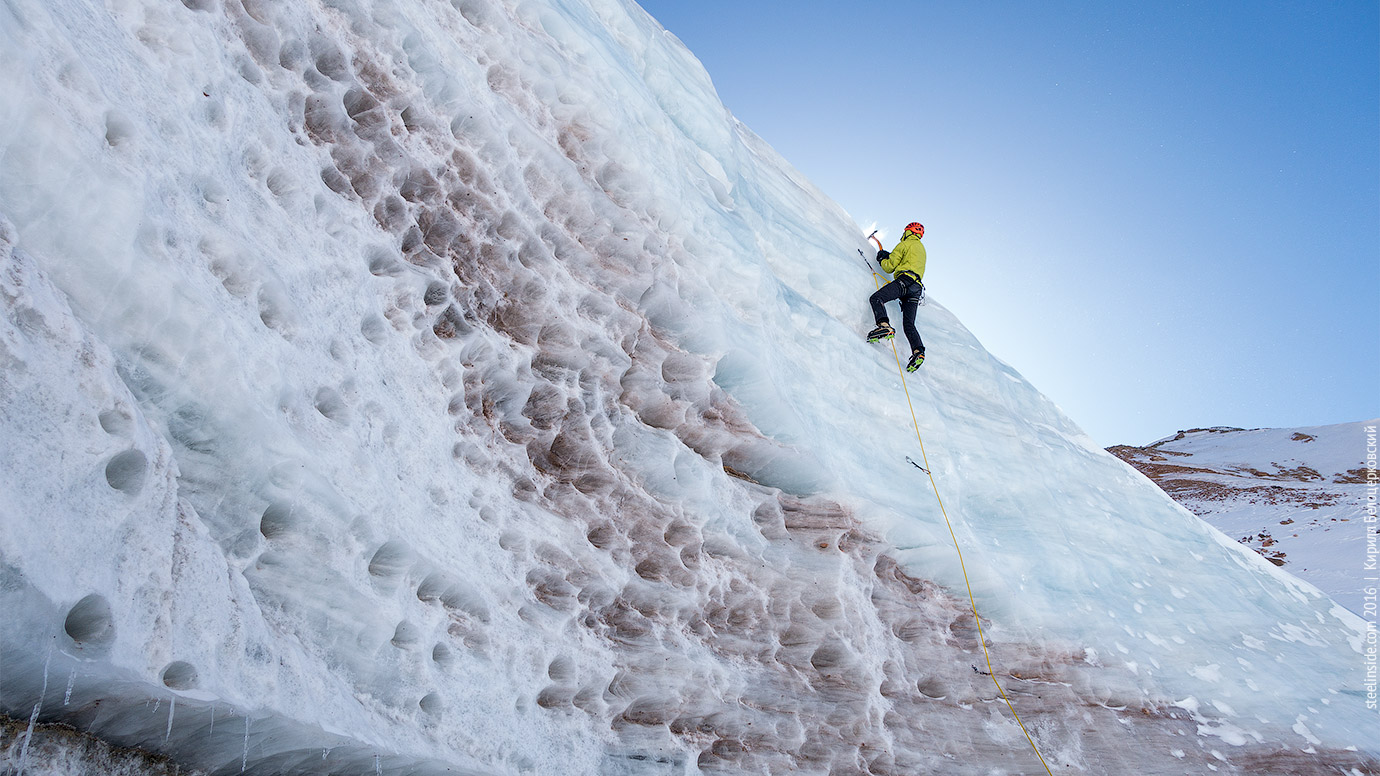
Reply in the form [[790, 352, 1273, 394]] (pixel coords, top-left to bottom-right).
[[0, 0, 1374, 774]]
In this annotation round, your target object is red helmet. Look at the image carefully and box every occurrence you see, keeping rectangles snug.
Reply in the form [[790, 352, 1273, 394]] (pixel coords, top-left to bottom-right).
[[905, 222, 924, 238]]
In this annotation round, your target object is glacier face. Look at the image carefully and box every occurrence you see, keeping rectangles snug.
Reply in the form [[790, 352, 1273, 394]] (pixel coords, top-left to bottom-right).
[[0, 0, 1374, 774]]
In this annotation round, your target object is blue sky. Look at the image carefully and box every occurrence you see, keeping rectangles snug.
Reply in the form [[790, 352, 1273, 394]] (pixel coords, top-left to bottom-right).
[[635, 0, 1379, 445]]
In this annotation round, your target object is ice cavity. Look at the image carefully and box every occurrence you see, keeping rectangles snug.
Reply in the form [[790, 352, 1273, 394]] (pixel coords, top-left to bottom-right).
[[0, 0, 1375, 774]]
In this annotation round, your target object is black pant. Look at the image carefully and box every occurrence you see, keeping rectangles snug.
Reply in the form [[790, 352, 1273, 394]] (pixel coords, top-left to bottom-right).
[[870, 275, 924, 354]]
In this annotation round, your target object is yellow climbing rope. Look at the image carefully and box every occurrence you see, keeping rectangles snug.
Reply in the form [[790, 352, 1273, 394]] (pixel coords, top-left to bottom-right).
[[869, 267, 1054, 776]]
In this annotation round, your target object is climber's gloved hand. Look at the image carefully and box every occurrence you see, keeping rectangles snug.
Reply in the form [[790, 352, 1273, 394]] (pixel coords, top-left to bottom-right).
[[875, 249, 890, 263]]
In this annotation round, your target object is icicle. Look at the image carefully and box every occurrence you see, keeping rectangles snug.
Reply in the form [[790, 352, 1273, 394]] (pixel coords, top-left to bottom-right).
[[374, 753, 382, 775], [152, 699, 161, 714], [17, 702, 41, 774], [63, 669, 75, 705], [165, 696, 175, 741], [241, 716, 249, 773], [17, 642, 54, 773], [209, 705, 215, 736]]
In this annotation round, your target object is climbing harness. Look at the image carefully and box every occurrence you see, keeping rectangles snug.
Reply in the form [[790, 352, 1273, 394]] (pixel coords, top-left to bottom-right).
[[862, 244, 1054, 776]]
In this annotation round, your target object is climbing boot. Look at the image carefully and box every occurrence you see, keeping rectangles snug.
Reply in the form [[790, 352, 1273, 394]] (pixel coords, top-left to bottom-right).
[[866, 322, 895, 343], [906, 350, 925, 372]]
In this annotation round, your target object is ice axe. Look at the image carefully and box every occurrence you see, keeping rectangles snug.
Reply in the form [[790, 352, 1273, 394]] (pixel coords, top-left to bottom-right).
[[857, 230, 886, 271], [867, 229, 885, 253]]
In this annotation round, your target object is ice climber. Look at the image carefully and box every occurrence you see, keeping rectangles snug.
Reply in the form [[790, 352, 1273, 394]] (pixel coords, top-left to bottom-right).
[[866, 221, 927, 371]]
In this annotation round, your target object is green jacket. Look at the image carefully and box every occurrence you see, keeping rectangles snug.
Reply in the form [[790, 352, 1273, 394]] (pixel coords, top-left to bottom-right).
[[881, 232, 926, 281]]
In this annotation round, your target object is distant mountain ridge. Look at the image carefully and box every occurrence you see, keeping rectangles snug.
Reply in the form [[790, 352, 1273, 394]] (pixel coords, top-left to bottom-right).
[[1108, 420, 1378, 614]]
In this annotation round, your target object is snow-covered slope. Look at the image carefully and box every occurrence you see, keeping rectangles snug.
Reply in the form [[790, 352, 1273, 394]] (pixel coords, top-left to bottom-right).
[[0, 0, 1375, 774], [1110, 421, 1379, 616]]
